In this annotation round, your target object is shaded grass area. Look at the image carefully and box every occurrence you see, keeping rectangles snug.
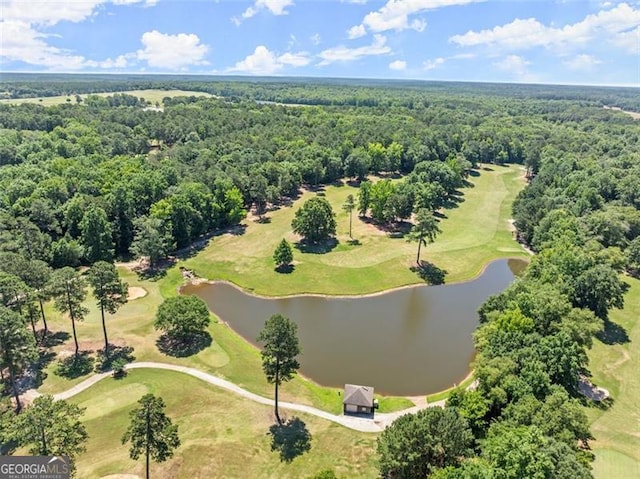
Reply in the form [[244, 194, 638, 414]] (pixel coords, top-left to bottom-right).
[[181, 165, 527, 296], [68, 369, 378, 479], [0, 89, 213, 106], [586, 276, 640, 478]]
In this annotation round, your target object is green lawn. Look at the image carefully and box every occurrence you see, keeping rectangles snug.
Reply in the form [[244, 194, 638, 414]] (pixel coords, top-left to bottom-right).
[[68, 369, 378, 479], [0, 89, 213, 106], [586, 276, 640, 479], [183, 164, 528, 296]]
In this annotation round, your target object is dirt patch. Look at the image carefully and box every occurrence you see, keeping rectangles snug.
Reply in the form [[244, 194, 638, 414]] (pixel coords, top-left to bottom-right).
[[128, 286, 148, 300], [578, 375, 610, 402], [101, 475, 141, 479]]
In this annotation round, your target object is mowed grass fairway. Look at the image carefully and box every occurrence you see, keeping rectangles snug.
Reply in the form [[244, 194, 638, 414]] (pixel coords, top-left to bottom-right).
[[185, 164, 527, 296], [588, 276, 640, 479], [0, 89, 213, 106], [69, 369, 378, 479]]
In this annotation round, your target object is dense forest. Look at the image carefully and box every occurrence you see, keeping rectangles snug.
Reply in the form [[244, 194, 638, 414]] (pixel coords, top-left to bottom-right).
[[0, 75, 638, 477]]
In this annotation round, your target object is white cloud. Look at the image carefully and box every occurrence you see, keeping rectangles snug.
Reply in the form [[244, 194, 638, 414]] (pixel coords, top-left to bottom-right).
[[318, 34, 392, 65], [612, 26, 640, 54], [229, 46, 310, 74], [563, 54, 603, 70], [1, 0, 155, 26], [236, 0, 294, 23], [351, 0, 483, 36], [389, 60, 407, 70], [493, 55, 536, 81], [450, 3, 640, 53], [310, 33, 322, 45], [0, 0, 156, 70], [348, 24, 367, 39], [136, 31, 210, 70], [423, 57, 445, 70]]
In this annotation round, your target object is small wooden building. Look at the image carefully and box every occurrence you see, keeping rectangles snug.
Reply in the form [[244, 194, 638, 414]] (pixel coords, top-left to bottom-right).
[[343, 384, 376, 415]]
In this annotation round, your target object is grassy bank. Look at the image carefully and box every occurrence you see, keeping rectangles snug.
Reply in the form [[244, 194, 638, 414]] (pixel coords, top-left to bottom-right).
[[68, 368, 378, 479], [587, 276, 640, 479], [183, 164, 527, 296]]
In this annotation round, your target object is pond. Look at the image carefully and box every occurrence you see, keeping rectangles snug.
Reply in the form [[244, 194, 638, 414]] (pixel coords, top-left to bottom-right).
[[181, 258, 525, 396]]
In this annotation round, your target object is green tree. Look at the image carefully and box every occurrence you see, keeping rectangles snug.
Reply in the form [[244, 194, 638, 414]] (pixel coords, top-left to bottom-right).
[[0, 306, 38, 411], [291, 196, 336, 243], [572, 264, 626, 319], [626, 236, 640, 277], [273, 239, 294, 269], [122, 394, 180, 479], [88, 261, 128, 356], [130, 216, 172, 267], [22, 259, 53, 337], [358, 181, 372, 217], [407, 209, 442, 264], [342, 194, 355, 238], [12, 395, 88, 476], [49, 267, 88, 357], [0, 271, 37, 341], [154, 296, 210, 339], [257, 314, 301, 425], [377, 407, 473, 479], [80, 204, 114, 263]]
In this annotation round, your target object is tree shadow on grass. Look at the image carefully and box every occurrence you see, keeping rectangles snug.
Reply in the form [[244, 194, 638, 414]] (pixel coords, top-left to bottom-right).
[[269, 417, 312, 463], [294, 238, 338, 254], [347, 239, 361, 246], [156, 331, 212, 357], [275, 264, 295, 274], [410, 261, 447, 285], [596, 320, 630, 345], [95, 345, 136, 372], [54, 351, 95, 379], [41, 330, 70, 348]]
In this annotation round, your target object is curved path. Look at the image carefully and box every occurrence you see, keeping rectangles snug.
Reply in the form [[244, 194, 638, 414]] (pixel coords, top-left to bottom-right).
[[35, 362, 445, 433]]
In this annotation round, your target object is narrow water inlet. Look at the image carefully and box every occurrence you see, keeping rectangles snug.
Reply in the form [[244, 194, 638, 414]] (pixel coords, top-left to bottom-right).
[[181, 258, 525, 396]]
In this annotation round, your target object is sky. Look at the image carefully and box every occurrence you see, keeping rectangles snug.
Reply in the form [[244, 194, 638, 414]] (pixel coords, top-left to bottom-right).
[[1, 0, 639, 85]]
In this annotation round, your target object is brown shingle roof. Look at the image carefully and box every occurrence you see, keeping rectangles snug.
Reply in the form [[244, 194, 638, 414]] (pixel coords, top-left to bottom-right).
[[343, 384, 374, 407]]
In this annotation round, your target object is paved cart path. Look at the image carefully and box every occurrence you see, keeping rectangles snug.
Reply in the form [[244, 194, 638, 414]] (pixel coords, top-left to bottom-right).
[[29, 361, 446, 433]]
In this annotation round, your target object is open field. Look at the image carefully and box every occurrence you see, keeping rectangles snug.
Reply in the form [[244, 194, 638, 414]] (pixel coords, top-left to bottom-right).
[[183, 164, 528, 296], [67, 368, 378, 478], [0, 89, 213, 106], [587, 276, 640, 479]]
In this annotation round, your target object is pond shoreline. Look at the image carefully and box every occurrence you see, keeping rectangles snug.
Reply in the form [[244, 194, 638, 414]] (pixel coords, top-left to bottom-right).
[[180, 256, 529, 299]]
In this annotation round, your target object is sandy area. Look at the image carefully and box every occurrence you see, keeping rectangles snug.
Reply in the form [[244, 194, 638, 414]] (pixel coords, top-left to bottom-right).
[[101, 475, 141, 479], [128, 286, 148, 300]]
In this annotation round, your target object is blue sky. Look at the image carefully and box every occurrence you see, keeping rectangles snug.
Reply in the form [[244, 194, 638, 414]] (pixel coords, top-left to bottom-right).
[[1, 0, 639, 85]]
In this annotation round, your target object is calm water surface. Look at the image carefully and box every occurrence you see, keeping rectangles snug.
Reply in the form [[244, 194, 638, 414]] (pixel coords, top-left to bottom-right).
[[182, 259, 524, 395]]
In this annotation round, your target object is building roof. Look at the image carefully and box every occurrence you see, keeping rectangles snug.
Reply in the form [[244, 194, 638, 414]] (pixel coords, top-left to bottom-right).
[[343, 384, 374, 407]]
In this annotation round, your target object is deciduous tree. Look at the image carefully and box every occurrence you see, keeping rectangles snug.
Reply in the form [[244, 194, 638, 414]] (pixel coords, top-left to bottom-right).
[[291, 196, 336, 243], [377, 407, 473, 479], [154, 296, 210, 339], [80, 204, 114, 263]]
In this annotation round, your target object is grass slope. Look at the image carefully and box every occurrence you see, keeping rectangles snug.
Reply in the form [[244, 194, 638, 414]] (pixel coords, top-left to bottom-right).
[[185, 164, 527, 296], [69, 369, 378, 479], [587, 276, 640, 479]]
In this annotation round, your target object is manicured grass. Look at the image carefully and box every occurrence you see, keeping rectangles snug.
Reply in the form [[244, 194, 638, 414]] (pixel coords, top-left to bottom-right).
[[68, 369, 378, 479], [586, 276, 640, 478], [0, 89, 213, 106], [182, 165, 528, 296]]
